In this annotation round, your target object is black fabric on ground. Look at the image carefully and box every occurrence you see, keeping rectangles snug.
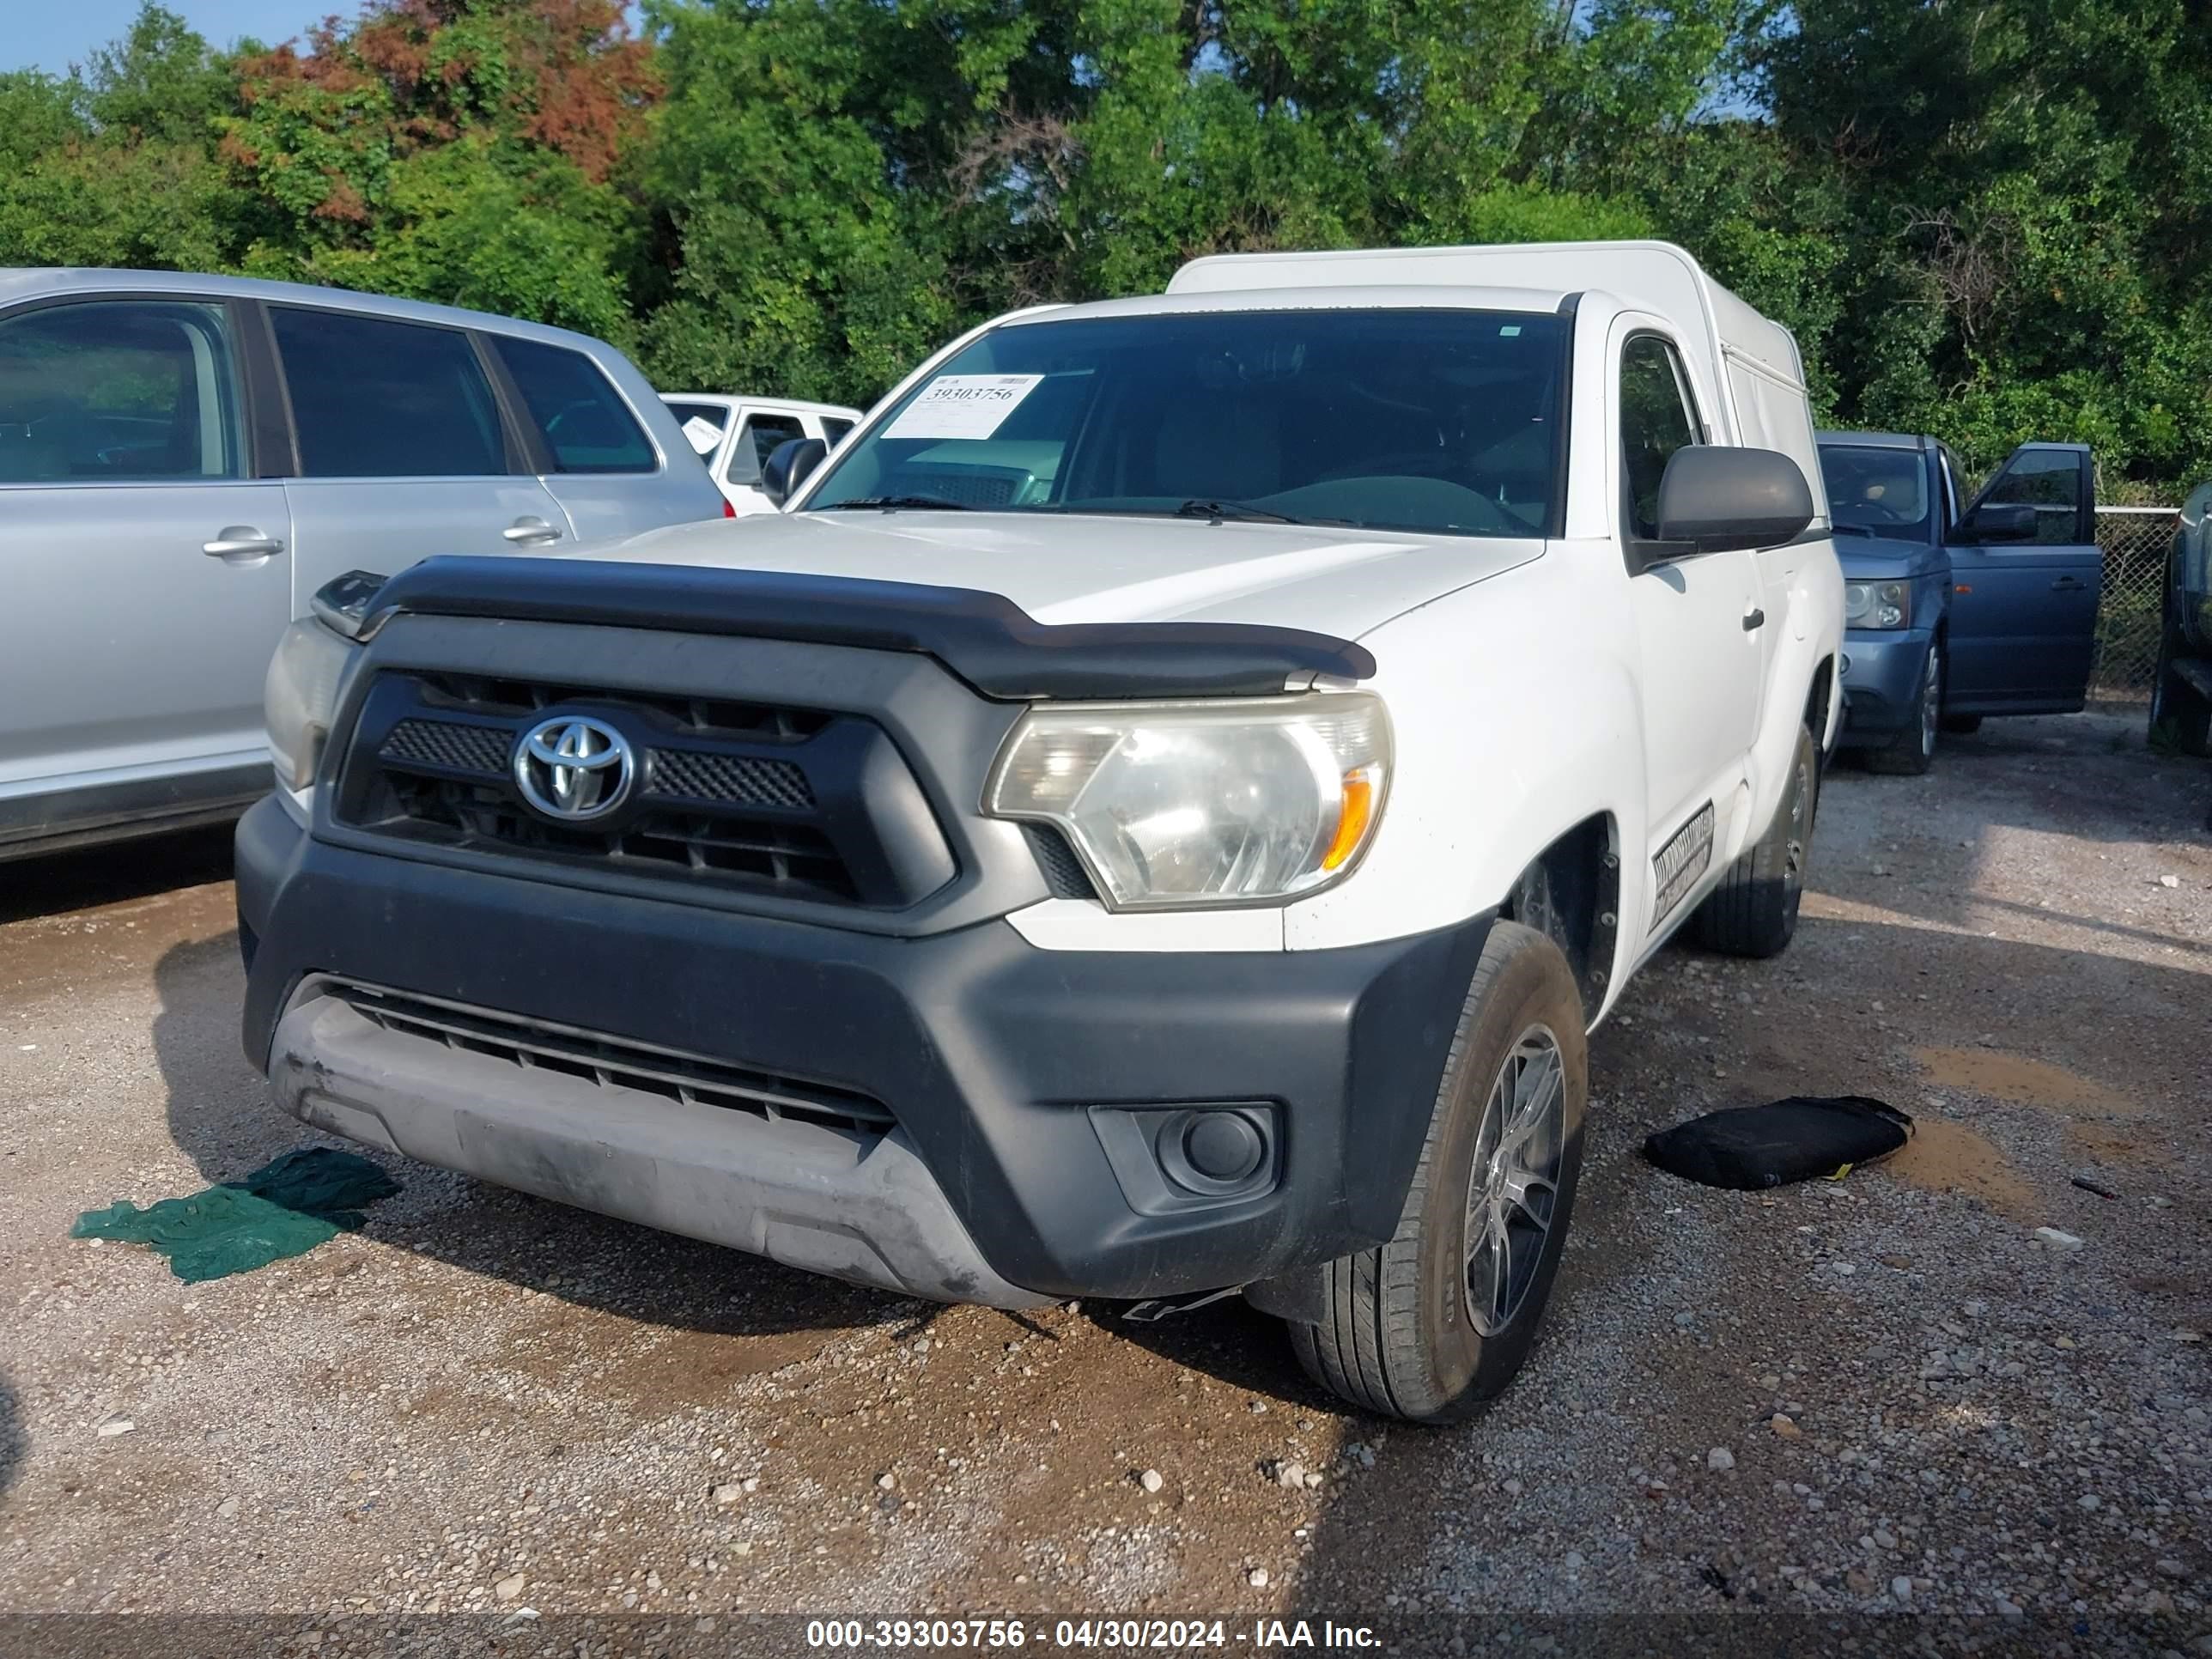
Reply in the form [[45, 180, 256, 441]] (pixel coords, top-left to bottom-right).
[[1642, 1096, 1913, 1190]]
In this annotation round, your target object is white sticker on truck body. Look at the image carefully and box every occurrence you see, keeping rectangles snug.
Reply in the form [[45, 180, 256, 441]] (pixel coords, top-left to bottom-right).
[[880, 374, 1044, 441]]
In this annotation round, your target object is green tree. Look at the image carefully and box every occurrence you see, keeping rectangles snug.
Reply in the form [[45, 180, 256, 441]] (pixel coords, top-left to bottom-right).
[[82, 3, 235, 144]]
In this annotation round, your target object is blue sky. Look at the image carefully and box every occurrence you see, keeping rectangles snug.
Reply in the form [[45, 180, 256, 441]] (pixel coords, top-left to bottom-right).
[[10, 1, 650, 76], [9, 1, 319, 74]]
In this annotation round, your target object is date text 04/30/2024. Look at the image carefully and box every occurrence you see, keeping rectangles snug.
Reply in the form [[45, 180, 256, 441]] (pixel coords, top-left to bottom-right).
[[803, 1619, 1384, 1650]]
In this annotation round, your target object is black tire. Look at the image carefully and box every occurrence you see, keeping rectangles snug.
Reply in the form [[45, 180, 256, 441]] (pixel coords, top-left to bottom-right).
[[1287, 921, 1587, 1424], [1694, 722, 1818, 959], [2151, 628, 2212, 759], [1940, 714, 1983, 736], [1863, 641, 1940, 775]]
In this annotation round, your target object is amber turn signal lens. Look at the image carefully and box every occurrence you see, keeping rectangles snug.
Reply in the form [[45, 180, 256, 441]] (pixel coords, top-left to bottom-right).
[[1322, 770, 1379, 872]]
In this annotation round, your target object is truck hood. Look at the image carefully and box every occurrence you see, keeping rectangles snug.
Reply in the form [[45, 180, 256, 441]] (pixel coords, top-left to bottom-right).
[[566, 510, 1542, 641]]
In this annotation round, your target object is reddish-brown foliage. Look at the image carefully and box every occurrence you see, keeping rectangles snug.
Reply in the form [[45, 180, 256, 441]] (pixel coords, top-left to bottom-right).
[[232, 0, 660, 182]]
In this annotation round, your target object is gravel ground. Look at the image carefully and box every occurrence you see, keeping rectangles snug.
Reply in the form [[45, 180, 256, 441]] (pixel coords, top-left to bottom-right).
[[1, 713, 2207, 1657]]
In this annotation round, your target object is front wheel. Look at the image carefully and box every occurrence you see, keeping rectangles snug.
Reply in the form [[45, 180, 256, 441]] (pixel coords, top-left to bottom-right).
[[1288, 921, 1588, 1423], [1864, 641, 1940, 775], [1694, 722, 1819, 958]]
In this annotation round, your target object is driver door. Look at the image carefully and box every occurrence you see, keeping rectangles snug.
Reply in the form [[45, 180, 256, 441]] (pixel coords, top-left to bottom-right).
[[1945, 443, 2102, 713], [1617, 326, 1762, 933]]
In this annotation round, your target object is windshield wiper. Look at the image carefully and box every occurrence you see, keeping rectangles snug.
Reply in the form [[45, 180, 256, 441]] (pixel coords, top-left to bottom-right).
[[820, 495, 971, 512], [1173, 498, 1306, 525]]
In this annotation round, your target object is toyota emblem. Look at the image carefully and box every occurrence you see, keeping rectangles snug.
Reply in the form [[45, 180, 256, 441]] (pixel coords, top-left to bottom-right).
[[513, 714, 635, 822]]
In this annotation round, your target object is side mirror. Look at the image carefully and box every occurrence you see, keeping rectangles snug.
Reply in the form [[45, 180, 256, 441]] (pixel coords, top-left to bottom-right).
[[1653, 445, 1814, 556], [1958, 501, 2039, 544], [760, 436, 827, 507]]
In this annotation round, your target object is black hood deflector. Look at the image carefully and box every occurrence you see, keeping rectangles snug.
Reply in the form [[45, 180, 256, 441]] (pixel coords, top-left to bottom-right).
[[363, 556, 1376, 701]]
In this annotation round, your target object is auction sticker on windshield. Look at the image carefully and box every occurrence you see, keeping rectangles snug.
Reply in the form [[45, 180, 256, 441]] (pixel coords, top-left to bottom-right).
[[881, 374, 1043, 441]]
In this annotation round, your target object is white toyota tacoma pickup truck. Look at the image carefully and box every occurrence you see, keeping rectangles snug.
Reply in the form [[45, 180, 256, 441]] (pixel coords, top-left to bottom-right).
[[243, 241, 1843, 1423]]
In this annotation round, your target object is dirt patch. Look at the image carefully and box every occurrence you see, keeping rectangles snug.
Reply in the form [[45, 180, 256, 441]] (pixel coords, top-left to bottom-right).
[[2065, 1120, 2161, 1170], [1914, 1045, 2142, 1117], [1881, 1115, 2042, 1224], [491, 1302, 836, 1411], [599, 1324, 839, 1413]]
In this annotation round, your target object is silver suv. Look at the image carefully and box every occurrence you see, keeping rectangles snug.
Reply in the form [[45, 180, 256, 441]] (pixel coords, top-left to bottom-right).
[[0, 269, 727, 860]]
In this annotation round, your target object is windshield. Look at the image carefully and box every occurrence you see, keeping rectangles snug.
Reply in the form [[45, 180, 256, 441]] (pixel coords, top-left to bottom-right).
[[1819, 443, 1931, 538], [802, 308, 1568, 538]]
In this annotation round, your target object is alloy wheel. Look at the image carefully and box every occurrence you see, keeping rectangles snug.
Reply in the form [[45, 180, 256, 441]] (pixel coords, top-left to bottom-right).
[[1920, 646, 1941, 759], [1463, 1026, 1567, 1336]]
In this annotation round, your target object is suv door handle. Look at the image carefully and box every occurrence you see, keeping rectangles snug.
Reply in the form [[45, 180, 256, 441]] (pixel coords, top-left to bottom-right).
[[1742, 607, 1766, 630], [503, 516, 563, 545], [203, 527, 284, 560], [2051, 575, 2087, 591]]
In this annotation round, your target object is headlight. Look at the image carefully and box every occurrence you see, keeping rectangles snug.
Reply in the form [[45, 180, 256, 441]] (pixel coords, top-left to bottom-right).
[[1844, 580, 1911, 629], [265, 571, 385, 798], [264, 618, 356, 795], [985, 694, 1390, 909]]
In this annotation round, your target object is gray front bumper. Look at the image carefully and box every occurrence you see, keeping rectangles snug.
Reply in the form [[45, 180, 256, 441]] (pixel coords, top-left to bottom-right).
[[268, 982, 1048, 1309]]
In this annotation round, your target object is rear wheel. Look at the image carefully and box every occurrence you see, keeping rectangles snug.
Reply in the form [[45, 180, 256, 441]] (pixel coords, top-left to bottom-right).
[[1694, 722, 1818, 959], [2152, 627, 2212, 758], [1864, 641, 1940, 775], [1288, 922, 1587, 1424]]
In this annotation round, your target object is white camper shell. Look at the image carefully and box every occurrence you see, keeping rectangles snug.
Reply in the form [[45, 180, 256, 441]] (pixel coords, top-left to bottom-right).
[[1169, 240, 1825, 516]]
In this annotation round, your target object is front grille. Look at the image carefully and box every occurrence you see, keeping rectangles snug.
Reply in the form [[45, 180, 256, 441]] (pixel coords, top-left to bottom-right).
[[379, 775, 855, 894], [382, 718, 510, 775], [646, 747, 812, 810], [335, 671, 953, 908], [332, 981, 894, 1137]]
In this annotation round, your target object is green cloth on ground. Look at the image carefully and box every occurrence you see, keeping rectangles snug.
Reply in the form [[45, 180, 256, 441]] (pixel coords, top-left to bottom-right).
[[72, 1148, 400, 1283]]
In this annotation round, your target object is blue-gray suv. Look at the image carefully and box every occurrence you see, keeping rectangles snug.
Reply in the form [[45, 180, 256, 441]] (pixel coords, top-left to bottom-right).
[[1818, 431, 2103, 773]]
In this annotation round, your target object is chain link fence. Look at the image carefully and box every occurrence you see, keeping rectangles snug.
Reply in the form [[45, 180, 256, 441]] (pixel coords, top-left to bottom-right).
[[2092, 505, 2177, 699]]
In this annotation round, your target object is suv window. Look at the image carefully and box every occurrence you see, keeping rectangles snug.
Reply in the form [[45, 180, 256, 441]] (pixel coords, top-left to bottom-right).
[[730, 413, 806, 484], [821, 416, 854, 446], [270, 307, 506, 478], [1620, 335, 1700, 542], [1819, 443, 1931, 538], [0, 300, 246, 483], [495, 337, 656, 474]]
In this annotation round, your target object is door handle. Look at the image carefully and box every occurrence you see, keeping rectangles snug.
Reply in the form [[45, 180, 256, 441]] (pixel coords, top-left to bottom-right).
[[2051, 576, 2087, 591], [503, 516, 563, 545], [203, 526, 284, 559], [1742, 608, 1766, 630]]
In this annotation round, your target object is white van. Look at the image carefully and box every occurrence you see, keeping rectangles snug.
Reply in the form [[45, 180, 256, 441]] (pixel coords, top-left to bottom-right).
[[250, 242, 1842, 1423]]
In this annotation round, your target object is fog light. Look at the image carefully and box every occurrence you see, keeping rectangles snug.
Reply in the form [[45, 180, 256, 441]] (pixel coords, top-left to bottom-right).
[[1839, 653, 1852, 677], [1089, 1102, 1279, 1214], [1182, 1112, 1266, 1184]]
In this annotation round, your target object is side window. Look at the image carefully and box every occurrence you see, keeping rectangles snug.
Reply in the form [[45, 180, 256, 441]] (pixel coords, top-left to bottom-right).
[[494, 337, 656, 474], [270, 307, 506, 478], [820, 417, 854, 446], [665, 401, 729, 458], [0, 300, 246, 483], [1975, 449, 2087, 544], [728, 413, 807, 485], [1620, 335, 1700, 542]]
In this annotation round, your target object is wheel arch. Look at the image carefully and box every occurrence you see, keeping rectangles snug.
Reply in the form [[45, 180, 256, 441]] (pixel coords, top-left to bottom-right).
[[1499, 812, 1621, 1025]]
